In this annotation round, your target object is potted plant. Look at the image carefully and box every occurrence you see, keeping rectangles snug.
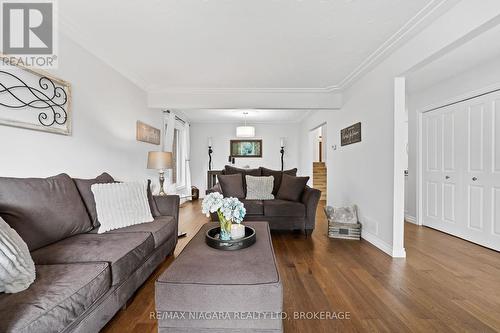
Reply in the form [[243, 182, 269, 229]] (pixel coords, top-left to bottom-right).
[[202, 193, 246, 240]]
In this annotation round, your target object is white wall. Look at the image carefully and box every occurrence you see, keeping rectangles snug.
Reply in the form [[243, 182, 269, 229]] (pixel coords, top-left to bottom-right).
[[300, 1, 500, 257], [0, 33, 165, 190], [190, 122, 300, 194], [406, 55, 500, 220]]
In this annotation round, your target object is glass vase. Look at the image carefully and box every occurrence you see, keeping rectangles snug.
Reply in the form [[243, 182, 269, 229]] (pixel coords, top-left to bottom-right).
[[217, 211, 232, 241]]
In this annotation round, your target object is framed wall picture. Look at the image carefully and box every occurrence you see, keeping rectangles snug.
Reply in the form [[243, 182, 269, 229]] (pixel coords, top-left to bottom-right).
[[341, 122, 362, 146], [0, 56, 72, 135], [136, 121, 161, 145], [230, 139, 262, 158]]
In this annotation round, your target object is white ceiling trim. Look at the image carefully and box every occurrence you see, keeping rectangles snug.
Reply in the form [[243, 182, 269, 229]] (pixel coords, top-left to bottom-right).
[[148, 87, 337, 94], [59, 15, 150, 90], [335, 0, 455, 90], [59, 0, 455, 94]]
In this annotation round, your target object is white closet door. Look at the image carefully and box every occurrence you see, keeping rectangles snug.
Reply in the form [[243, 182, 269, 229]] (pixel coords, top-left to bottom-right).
[[422, 91, 500, 251], [423, 104, 462, 231]]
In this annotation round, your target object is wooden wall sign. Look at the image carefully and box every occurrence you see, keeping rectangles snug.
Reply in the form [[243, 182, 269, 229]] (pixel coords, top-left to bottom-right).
[[341, 122, 361, 146], [136, 121, 160, 145]]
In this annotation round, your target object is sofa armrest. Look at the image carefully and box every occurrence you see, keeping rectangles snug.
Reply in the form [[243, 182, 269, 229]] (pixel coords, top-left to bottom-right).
[[153, 195, 180, 223], [301, 186, 321, 230]]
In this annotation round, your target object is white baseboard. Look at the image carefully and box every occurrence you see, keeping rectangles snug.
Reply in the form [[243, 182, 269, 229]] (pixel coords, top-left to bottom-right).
[[361, 230, 406, 258], [361, 230, 393, 256], [392, 247, 406, 258], [405, 214, 417, 224]]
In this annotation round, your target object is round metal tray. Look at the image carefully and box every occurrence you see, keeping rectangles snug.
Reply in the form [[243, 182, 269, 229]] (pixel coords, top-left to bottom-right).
[[205, 226, 256, 251]]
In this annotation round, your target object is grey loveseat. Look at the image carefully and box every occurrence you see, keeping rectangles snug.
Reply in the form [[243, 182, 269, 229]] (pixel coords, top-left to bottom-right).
[[209, 166, 321, 236], [0, 173, 179, 333]]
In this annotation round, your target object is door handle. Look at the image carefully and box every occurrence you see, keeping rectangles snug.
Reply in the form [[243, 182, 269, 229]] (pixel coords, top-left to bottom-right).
[[445, 176, 450, 179], [472, 177, 478, 181]]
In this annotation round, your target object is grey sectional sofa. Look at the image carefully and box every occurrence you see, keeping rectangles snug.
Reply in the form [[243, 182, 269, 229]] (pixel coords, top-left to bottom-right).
[[209, 166, 321, 235], [0, 173, 179, 333]]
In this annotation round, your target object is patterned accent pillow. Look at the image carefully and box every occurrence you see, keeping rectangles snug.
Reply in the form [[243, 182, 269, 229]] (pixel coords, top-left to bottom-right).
[[0, 217, 36, 293], [91, 181, 154, 233], [245, 176, 275, 200]]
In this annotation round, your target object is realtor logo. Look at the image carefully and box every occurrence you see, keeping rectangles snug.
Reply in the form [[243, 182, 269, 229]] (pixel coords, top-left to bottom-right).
[[1, 0, 57, 68]]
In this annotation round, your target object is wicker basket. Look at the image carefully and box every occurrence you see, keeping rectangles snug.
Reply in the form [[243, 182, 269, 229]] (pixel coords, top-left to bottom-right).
[[328, 222, 361, 240], [324, 205, 361, 240]]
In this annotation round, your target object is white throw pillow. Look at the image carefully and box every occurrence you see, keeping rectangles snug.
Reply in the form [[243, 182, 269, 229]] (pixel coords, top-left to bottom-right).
[[245, 175, 275, 200], [92, 181, 154, 234], [0, 217, 36, 293]]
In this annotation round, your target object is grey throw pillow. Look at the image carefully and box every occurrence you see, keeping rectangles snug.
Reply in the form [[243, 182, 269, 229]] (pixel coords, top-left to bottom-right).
[[218, 174, 245, 198], [147, 180, 161, 217], [261, 167, 298, 195], [223, 165, 262, 195], [245, 176, 274, 200], [276, 174, 309, 202]]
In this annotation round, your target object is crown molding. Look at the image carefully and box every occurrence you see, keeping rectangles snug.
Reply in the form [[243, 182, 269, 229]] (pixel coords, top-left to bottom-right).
[[336, 0, 455, 90], [59, 15, 150, 91], [148, 87, 340, 95], [59, 0, 455, 95]]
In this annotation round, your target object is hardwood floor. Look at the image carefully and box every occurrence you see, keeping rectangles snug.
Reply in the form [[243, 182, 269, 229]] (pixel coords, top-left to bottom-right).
[[103, 201, 500, 332]]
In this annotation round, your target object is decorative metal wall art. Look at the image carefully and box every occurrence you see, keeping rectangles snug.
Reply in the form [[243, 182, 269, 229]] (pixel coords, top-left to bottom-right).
[[0, 56, 72, 135]]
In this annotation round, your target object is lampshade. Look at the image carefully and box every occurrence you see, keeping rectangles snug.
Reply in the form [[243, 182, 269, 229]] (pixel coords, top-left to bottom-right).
[[236, 126, 255, 138], [147, 151, 173, 170]]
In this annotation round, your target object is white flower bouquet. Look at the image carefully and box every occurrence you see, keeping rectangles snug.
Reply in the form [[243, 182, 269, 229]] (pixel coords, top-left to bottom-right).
[[202, 192, 246, 240]]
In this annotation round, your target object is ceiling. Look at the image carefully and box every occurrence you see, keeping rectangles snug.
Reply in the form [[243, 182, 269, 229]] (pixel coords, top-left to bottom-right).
[[60, 0, 442, 92], [407, 24, 500, 92], [177, 109, 312, 123]]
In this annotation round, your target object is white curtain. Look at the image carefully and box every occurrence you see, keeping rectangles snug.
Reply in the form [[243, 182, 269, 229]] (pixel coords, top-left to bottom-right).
[[163, 111, 175, 152], [184, 123, 192, 200]]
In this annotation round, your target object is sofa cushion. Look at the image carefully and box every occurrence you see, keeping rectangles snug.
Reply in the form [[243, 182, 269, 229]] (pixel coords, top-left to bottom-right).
[[261, 167, 298, 195], [0, 263, 110, 333], [264, 200, 306, 217], [31, 232, 154, 286], [108, 216, 176, 248], [241, 199, 264, 215], [217, 174, 245, 198], [73, 172, 115, 228], [223, 165, 261, 195], [276, 174, 309, 202], [0, 173, 93, 251]]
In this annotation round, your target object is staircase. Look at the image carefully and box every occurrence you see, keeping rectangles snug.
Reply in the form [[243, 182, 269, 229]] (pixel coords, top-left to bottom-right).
[[313, 162, 327, 201]]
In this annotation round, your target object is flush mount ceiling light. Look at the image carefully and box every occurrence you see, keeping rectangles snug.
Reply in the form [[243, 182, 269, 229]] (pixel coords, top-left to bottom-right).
[[236, 112, 255, 137]]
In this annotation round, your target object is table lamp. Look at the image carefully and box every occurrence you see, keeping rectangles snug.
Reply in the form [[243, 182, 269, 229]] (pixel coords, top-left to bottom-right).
[[147, 151, 173, 196]]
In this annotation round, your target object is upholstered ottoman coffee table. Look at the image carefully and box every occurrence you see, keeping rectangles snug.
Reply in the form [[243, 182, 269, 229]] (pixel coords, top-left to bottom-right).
[[155, 222, 283, 332]]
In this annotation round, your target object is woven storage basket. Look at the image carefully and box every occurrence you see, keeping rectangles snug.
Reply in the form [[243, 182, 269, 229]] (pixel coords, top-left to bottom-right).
[[328, 222, 361, 240], [324, 206, 361, 240]]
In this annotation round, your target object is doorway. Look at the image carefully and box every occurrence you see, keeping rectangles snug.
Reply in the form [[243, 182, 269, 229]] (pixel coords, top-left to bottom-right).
[[312, 125, 327, 201]]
